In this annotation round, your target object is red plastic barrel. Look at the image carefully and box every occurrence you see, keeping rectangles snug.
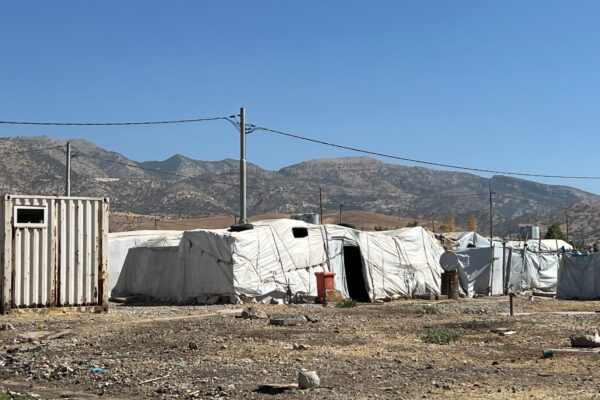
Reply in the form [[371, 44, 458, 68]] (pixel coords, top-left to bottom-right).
[[315, 272, 336, 301]]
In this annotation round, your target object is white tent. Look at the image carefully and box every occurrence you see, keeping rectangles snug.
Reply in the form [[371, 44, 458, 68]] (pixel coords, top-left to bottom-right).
[[505, 248, 559, 293], [439, 235, 568, 296], [112, 246, 181, 300], [506, 239, 572, 252], [440, 231, 491, 251], [112, 219, 444, 303], [557, 253, 600, 299], [108, 230, 183, 294], [440, 246, 504, 298]]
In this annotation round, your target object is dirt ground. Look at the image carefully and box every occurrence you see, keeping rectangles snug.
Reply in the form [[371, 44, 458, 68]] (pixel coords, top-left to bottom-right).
[[0, 297, 599, 399], [109, 211, 442, 232]]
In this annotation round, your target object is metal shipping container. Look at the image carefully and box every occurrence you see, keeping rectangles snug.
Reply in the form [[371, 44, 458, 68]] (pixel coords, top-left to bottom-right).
[[0, 195, 109, 313]]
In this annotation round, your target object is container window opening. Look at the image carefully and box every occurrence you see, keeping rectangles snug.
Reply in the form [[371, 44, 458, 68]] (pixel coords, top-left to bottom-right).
[[14, 206, 47, 228]]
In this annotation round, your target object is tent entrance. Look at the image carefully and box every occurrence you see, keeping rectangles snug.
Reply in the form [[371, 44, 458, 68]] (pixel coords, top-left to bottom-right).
[[343, 246, 370, 302]]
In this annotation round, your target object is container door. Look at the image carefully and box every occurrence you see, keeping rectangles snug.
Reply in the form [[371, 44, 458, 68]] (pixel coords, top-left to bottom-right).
[[55, 199, 101, 306], [11, 200, 53, 308]]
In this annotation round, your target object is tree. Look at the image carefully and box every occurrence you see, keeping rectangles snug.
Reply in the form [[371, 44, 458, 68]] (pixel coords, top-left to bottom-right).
[[467, 215, 478, 232], [406, 220, 419, 228], [544, 223, 566, 240], [442, 210, 456, 232]]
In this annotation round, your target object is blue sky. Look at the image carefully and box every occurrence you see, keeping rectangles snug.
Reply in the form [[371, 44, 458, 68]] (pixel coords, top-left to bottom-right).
[[1, 1, 599, 194]]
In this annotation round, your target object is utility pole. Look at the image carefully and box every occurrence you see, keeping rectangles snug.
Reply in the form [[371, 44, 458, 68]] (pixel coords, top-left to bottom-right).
[[65, 141, 71, 196], [339, 204, 343, 224], [489, 180, 493, 243], [489, 180, 494, 295], [239, 107, 247, 224], [565, 209, 570, 242], [319, 187, 323, 224]]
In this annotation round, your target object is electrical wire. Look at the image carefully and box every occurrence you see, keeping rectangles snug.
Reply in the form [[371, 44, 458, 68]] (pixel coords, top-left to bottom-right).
[[79, 151, 485, 200], [252, 125, 600, 180], [0, 145, 64, 156], [0, 116, 234, 126]]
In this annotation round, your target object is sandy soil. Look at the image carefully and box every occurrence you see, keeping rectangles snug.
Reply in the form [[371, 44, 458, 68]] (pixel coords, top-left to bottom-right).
[[0, 297, 599, 399], [109, 211, 443, 232]]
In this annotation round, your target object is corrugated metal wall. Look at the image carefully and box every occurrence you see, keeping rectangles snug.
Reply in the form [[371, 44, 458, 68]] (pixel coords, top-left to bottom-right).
[[0, 195, 109, 312]]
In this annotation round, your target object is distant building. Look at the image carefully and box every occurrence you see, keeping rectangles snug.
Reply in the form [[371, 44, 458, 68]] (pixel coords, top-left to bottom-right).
[[518, 225, 540, 240], [290, 212, 320, 225]]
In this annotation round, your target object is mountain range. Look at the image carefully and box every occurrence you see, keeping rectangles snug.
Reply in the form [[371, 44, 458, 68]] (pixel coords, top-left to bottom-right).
[[1, 135, 599, 243]]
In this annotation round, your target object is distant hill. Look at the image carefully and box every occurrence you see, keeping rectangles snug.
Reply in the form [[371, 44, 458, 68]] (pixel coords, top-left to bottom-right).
[[0, 135, 598, 242]]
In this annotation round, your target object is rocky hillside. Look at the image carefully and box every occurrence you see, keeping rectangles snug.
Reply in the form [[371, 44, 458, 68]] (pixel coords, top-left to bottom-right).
[[0, 135, 599, 240]]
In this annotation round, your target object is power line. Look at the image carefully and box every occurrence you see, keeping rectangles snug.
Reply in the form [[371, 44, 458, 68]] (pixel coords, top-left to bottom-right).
[[0, 145, 64, 156], [0, 116, 234, 126], [324, 192, 483, 201], [252, 125, 600, 180], [76, 152, 320, 197], [79, 152, 487, 204]]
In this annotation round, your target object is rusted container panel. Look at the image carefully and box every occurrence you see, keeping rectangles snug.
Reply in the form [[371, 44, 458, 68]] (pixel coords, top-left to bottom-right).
[[0, 195, 109, 313]]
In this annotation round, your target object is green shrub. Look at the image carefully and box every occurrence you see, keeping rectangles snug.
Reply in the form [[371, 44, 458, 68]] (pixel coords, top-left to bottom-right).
[[422, 305, 440, 314], [421, 327, 464, 344], [335, 299, 357, 308]]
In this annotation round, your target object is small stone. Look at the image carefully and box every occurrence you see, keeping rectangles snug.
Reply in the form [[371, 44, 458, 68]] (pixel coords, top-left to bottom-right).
[[304, 315, 319, 323], [240, 307, 268, 320], [298, 371, 320, 389], [220, 344, 228, 350], [0, 323, 14, 331], [189, 342, 198, 350], [570, 330, 600, 348]]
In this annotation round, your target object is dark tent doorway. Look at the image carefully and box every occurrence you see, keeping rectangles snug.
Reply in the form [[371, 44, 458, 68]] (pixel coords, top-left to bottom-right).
[[343, 246, 370, 302]]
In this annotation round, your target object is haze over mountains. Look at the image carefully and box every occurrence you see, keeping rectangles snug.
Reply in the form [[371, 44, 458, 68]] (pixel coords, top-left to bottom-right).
[[1, 135, 599, 241]]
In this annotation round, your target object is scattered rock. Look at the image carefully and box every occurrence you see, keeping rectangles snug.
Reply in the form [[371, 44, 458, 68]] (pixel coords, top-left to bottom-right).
[[492, 328, 517, 336], [220, 344, 228, 350], [298, 370, 320, 389], [293, 343, 310, 351], [52, 363, 73, 379], [240, 307, 268, 320], [570, 330, 600, 348], [0, 323, 15, 331], [189, 342, 199, 350], [304, 315, 319, 323], [269, 315, 307, 326]]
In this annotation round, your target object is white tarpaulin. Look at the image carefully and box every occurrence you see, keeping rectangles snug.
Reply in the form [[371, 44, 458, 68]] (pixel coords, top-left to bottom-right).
[[439, 234, 566, 296], [440, 232, 491, 251], [112, 247, 181, 300], [440, 246, 504, 297], [557, 253, 600, 299], [507, 239, 572, 252], [108, 230, 183, 294], [505, 248, 559, 293], [112, 219, 444, 302]]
